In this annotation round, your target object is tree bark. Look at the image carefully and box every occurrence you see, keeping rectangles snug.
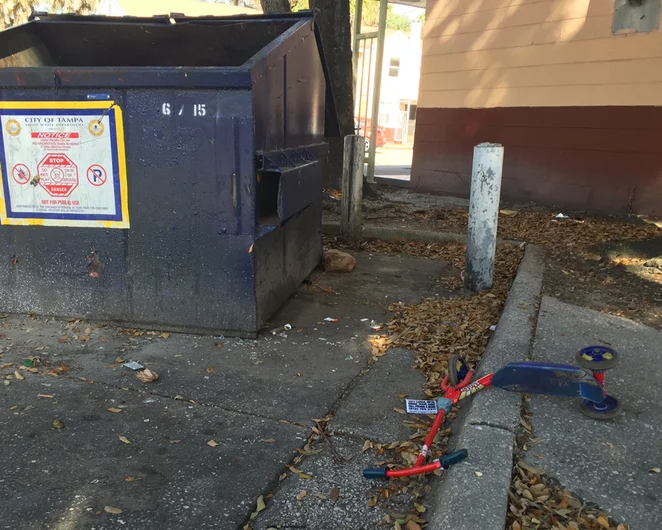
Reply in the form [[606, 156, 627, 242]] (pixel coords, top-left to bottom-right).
[[259, 0, 292, 12], [309, 0, 354, 189]]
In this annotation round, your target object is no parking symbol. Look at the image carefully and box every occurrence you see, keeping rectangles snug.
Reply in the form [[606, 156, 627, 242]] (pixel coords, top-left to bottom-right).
[[87, 164, 107, 186]]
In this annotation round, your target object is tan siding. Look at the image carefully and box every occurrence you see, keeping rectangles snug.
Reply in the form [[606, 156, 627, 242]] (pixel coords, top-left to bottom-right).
[[420, 0, 662, 108], [421, 36, 662, 74], [424, 0, 613, 38]]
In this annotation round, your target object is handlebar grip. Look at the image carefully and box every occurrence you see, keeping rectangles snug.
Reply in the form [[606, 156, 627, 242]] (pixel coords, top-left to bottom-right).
[[363, 468, 388, 479], [439, 449, 468, 469]]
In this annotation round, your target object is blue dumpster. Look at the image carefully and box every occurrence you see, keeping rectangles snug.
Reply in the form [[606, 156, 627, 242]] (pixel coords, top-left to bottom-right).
[[0, 12, 337, 336]]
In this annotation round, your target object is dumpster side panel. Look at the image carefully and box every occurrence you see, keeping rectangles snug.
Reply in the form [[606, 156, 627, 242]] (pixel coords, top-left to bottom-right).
[[252, 22, 326, 152], [0, 88, 259, 335], [254, 200, 322, 326]]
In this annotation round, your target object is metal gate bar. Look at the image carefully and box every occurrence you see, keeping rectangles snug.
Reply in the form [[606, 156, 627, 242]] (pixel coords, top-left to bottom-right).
[[352, 0, 388, 184]]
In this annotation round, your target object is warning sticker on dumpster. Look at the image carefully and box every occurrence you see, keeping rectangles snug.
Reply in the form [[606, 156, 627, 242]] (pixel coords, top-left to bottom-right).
[[0, 101, 129, 228], [405, 399, 439, 415]]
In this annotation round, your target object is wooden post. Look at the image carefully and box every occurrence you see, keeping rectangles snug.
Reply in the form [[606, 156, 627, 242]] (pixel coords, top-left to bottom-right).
[[341, 135, 364, 240]]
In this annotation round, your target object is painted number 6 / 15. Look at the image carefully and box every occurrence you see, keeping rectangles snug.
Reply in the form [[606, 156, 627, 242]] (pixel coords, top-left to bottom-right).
[[161, 103, 207, 117]]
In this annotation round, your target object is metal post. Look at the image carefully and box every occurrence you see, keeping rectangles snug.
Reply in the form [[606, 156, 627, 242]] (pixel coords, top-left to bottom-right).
[[352, 0, 363, 86], [341, 135, 365, 240], [465, 143, 505, 292], [366, 0, 388, 184]]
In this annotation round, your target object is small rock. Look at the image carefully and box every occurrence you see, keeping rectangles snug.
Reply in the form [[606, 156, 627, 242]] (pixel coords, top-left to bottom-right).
[[644, 257, 662, 272], [323, 249, 356, 273]]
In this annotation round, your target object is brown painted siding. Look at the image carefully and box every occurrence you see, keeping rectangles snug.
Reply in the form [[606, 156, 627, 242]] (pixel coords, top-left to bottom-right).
[[411, 106, 662, 216]]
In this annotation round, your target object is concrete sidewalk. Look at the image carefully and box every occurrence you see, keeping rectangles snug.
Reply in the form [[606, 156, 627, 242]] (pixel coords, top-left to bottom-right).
[[527, 297, 662, 528], [0, 252, 451, 530]]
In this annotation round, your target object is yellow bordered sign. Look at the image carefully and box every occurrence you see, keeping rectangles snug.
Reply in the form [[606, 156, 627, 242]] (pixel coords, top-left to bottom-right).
[[0, 101, 129, 229]]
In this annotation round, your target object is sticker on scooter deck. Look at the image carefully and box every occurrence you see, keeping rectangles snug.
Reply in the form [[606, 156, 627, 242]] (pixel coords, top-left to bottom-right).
[[491, 361, 605, 404], [405, 399, 439, 414]]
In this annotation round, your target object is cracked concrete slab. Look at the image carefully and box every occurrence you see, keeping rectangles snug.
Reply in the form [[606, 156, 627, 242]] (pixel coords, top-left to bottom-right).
[[527, 296, 662, 528], [0, 253, 449, 426], [252, 435, 418, 530], [331, 348, 424, 444], [0, 375, 307, 530], [0, 251, 453, 529]]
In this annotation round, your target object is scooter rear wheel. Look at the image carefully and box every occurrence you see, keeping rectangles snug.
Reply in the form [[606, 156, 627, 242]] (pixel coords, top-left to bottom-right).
[[579, 394, 621, 420]]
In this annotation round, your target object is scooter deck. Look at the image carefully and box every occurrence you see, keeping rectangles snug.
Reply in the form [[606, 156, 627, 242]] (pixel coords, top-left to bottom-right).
[[491, 361, 605, 403]]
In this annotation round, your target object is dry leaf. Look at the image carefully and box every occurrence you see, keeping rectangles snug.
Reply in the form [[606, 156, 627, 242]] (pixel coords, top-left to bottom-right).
[[261, 439, 276, 443], [248, 243, 254, 254], [14, 371, 24, 380], [256, 495, 266, 512], [215, 342, 223, 348], [362, 439, 373, 452], [170, 440, 181, 444], [174, 395, 184, 400], [296, 490, 307, 502], [38, 394, 54, 399], [414, 503, 426, 513], [136, 369, 158, 383], [107, 408, 122, 413], [393, 408, 406, 414], [119, 436, 131, 444], [367, 496, 378, 507], [650, 467, 661, 473], [330, 487, 340, 503], [206, 367, 214, 374], [474, 471, 483, 477], [160, 332, 170, 339], [597, 516, 610, 529], [125, 476, 136, 483], [406, 521, 422, 530], [207, 440, 219, 447], [512, 522, 521, 530], [104, 506, 122, 515], [51, 419, 64, 429]]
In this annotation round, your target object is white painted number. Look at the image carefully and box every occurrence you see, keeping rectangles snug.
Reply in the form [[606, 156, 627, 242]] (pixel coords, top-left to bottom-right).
[[162, 103, 208, 117]]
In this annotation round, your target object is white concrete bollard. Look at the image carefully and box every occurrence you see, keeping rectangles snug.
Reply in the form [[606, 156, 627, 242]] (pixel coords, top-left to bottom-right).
[[465, 142, 504, 292]]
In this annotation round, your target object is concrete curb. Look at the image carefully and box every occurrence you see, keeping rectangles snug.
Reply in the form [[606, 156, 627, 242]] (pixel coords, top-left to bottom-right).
[[428, 244, 546, 530], [322, 222, 521, 246]]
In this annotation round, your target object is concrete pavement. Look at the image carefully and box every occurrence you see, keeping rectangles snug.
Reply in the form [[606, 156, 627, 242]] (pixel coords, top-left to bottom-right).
[[0, 252, 451, 530], [527, 296, 662, 528]]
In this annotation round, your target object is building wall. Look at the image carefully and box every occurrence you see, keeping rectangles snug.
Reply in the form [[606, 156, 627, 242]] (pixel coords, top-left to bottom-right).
[[412, 0, 662, 216]]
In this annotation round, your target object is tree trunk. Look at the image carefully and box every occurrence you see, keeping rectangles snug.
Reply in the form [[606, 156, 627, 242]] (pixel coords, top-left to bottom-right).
[[309, 0, 354, 189], [259, 0, 292, 11]]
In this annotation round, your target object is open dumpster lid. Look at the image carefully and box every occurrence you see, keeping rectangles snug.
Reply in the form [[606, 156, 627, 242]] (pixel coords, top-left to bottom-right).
[[0, 11, 340, 137]]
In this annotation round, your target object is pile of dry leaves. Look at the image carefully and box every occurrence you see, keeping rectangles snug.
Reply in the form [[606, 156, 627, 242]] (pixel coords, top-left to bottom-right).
[[508, 401, 629, 530], [509, 460, 629, 530], [413, 206, 660, 248], [329, 237, 523, 392]]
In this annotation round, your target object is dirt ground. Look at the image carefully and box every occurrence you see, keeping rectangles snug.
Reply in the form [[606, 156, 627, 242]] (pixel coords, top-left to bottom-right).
[[324, 188, 662, 331]]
